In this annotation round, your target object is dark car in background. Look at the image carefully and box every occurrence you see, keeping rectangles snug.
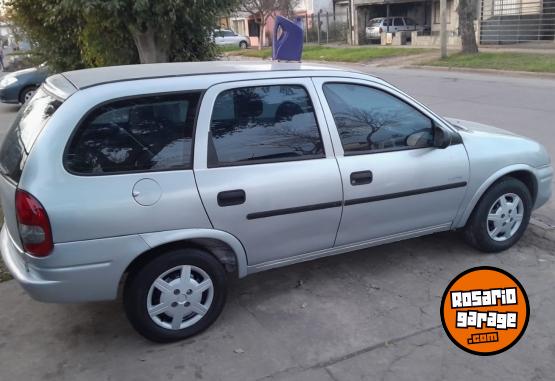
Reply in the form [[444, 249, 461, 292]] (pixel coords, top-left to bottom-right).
[[0, 63, 49, 104]]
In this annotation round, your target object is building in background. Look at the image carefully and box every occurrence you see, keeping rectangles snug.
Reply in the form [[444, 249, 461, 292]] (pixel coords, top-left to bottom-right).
[[479, 0, 555, 44], [222, 0, 554, 48], [221, 0, 349, 47]]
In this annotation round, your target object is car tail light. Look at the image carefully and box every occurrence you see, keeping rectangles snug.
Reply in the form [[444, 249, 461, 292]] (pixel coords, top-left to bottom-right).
[[15, 189, 53, 257]]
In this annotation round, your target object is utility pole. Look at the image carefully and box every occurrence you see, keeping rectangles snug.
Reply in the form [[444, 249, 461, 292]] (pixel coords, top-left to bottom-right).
[[440, 0, 447, 58]]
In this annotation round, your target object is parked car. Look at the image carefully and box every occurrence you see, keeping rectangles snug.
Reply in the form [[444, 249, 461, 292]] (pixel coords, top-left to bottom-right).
[[0, 62, 49, 104], [0, 62, 551, 342], [365, 17, 424, 41], [214, 29, 250, 48]]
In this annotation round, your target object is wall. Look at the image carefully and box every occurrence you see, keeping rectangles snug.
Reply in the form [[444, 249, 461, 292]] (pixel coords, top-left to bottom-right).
[[430, 0, 459, 34]]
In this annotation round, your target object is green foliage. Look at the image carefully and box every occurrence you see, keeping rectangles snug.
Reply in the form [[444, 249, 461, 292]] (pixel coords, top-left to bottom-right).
[[7, 0, 86, 71], [7, 0, 239, 71]]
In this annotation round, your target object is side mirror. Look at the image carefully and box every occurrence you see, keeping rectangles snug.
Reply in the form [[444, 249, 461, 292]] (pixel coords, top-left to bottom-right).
[[433, 124, 451, 149]]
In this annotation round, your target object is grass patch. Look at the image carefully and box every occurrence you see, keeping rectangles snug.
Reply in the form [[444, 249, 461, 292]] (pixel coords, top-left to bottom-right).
[[426, 52, 555, 73], [228, 45, 430, 62], [0, 260, 10, 282], [217, 45, 247, 54]]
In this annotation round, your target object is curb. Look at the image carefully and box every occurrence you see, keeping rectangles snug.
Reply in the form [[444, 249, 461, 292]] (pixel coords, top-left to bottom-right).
[[411, 65, 555, 79]]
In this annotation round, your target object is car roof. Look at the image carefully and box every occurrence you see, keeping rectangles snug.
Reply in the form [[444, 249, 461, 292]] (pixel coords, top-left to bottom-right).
[[60, 61, 360, 90]]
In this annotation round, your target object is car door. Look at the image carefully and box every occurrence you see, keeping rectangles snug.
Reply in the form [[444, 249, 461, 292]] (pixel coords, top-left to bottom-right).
[[227, 30, 241, 45], [194, 78, 343, 265], [214, 30, 225, 45], [382, 18, 392, 33], [404, 18, 417, 31], [313, 78, 470, 246], [393, 17, 405, 32]]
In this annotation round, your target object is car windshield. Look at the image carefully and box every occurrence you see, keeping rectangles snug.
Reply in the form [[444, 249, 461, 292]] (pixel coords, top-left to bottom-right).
[[0, 88, 62, 182], [369, 19, 382, 27]]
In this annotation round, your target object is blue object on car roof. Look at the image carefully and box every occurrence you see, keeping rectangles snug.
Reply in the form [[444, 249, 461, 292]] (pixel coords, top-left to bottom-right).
[[272, 16, 304, 62]]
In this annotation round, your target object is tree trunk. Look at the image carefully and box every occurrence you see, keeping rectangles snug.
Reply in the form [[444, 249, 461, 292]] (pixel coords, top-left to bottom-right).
[[258, 20, 265, 50], [130, 26, 170, 63], [458, 0, 479, 53]]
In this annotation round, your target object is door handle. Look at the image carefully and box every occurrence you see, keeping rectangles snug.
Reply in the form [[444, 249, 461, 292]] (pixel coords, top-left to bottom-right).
[[217, 189, 246, 207], [350, 171, 373, 186]]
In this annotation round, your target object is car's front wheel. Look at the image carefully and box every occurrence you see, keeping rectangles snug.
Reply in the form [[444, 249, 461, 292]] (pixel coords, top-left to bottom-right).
[[239, 41, 248, 49], [124, 248, 227, 342], [464, 177, 532, 252], [19, 86, 37, 104]]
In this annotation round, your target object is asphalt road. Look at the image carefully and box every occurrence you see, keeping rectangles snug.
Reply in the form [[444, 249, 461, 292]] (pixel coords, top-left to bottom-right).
[[0, 67, 554, 381]]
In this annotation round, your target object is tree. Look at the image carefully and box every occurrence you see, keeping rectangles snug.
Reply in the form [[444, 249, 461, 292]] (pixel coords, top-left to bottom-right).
[[6, 0, 89, 71], [238, 0, 282, 50], [7, 0, 239, 70], [278, 0, 299, 19], [457, 0, 479, 53]]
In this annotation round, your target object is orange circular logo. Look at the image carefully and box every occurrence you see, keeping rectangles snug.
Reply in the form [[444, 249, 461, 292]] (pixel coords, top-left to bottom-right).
[[441, 267, 529, 356]]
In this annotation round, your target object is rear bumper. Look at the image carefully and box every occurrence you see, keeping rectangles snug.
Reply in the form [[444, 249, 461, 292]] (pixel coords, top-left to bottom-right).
[[1, 225, 60, 301], [1, 225, 149, 303]]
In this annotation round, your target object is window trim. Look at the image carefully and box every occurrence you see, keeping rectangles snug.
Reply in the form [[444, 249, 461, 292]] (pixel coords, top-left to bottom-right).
[[322, 81, 436, 156], [62, 90, 204, 177], [206, 84, 326, 169]]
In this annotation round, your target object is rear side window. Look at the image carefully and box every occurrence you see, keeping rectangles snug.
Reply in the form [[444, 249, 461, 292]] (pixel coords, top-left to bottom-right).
[[0, 88, 62, 182], [65, 93, 200, 174], [208, 85, 324, 167]]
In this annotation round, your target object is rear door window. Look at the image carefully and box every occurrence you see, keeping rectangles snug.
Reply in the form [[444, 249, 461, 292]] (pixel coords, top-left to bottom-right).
[[208, 85, 324, 167], [0, 88, 62, 182], [64, 93, 200, 174]]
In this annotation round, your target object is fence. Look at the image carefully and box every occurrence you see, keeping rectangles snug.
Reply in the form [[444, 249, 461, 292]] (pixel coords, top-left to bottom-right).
[[300, 9, 350, 45], [480, 0, 555, 44]]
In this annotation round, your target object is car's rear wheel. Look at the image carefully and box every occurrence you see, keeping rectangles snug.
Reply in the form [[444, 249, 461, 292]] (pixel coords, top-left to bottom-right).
[[19, 86, 37, 104], [124, 248, 227, 342], [239, 41, 248, 49], [464, 177, 532, 253]]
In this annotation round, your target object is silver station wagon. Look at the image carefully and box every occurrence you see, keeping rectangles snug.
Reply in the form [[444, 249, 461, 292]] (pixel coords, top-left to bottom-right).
[[0, 62, 551, 342]]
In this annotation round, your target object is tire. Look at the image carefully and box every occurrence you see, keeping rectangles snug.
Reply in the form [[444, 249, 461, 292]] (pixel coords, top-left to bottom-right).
[[239, 41, 248, 49], [124, 248, 227, 342], [19, 86, 37, 104], [464, 177, 532, 253]]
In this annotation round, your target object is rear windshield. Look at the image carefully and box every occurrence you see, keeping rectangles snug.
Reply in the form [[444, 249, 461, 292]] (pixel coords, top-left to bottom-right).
[[0, 88, 62, 182]]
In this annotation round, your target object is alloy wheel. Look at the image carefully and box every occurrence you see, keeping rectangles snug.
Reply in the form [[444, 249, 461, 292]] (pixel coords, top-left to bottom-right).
[[487, 193, 524, 242], [147, 265, 214, 330], [23, 89, 35, 103]]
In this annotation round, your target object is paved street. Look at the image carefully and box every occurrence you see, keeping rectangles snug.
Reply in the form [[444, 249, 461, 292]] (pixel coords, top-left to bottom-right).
[[1, 67, 554, 381]]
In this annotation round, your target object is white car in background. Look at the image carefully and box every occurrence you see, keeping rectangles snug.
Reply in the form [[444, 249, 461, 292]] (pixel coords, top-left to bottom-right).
[[365, 17, 424, 41], [214, 29, 250, 49]]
